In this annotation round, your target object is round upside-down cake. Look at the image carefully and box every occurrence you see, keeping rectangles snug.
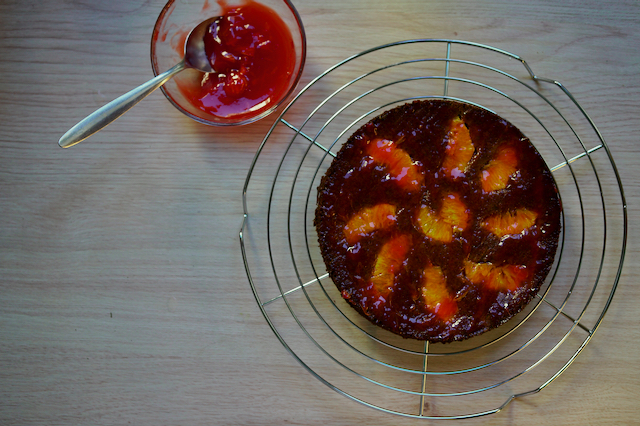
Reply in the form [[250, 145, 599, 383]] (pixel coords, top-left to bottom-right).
[[314, 100, 562, 343]]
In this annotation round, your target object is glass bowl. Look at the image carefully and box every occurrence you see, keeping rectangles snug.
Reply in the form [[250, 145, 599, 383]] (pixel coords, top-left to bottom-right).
[[151, 0, 306, 126]]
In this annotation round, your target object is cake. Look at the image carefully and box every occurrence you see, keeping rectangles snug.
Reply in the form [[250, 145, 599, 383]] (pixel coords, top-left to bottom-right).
[[314, 100, 562, 343]]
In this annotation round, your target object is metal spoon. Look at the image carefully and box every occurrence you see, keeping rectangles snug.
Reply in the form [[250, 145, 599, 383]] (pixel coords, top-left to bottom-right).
[[58, 17, 218, 148]]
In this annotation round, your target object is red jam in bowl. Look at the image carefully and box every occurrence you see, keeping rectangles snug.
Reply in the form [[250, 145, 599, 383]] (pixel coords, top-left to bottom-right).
[[176, 0, 298, 122]]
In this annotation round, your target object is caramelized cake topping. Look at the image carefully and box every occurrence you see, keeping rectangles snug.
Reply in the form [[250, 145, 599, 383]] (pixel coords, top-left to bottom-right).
[[315, 100, 561, 342]]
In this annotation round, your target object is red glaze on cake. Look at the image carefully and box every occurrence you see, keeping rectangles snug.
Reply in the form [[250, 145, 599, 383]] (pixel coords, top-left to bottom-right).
[[314, 100, 562, 343]]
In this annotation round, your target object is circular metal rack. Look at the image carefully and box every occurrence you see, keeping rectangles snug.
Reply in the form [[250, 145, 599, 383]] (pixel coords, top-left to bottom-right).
[[239, 40, 627, 419]]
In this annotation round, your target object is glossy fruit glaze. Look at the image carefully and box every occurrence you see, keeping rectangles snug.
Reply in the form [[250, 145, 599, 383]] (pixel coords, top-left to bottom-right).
[[176, 0, 297, 121], [315, 100, 562, 343]]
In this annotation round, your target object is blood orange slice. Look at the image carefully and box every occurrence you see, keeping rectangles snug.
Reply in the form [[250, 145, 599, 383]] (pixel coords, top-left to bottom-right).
[[421, 265, 457, 320], [464, 260, 529, 292], [366, 138, 422, 191], [481, 146, 518, 193], [417, 193, 470, 243], [483, 208, 537, 237], [442, 117, 475, 179], [370, 234, 411, 294], [343, 204, 397, 244]]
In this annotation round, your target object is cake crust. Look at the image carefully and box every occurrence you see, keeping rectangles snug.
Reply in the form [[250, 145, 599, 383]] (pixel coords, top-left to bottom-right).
[[314, 100, 562, 343]]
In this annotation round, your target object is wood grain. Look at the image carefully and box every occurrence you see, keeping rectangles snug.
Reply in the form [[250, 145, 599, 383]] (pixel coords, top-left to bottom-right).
[[1, 0, 639, 424]]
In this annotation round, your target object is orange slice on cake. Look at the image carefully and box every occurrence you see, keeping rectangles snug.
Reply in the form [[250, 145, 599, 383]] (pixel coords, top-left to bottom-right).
[[370, 234, 411, 294], [483, 208, 537, 237], [421, 265, 457, 320], [366, 138, 423, 191], [442, 117, 475, 179], [343, 203, 397, 245], [464, 260, 530, 292], [417, 193, 470, 243], [481, 146, 518, 192]]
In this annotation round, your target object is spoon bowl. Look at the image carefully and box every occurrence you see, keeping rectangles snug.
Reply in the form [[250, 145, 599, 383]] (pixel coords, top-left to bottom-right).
[[58, 17, 218, 148], [183, 16, 217, 73]]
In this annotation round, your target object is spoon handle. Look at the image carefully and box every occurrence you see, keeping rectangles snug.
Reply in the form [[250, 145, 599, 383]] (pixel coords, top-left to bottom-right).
[[59, 60, 186, 148]]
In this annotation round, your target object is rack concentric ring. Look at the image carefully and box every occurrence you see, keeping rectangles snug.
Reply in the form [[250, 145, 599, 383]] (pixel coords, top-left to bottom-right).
[[239, 40, 627, 419]]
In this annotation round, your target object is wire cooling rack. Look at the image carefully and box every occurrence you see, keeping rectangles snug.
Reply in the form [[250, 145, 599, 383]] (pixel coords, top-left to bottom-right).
[[239, 40, 627, 419]]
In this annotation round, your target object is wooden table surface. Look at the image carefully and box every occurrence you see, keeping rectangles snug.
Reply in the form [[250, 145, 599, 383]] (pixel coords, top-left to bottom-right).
[[1, 0, 639, 424]]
